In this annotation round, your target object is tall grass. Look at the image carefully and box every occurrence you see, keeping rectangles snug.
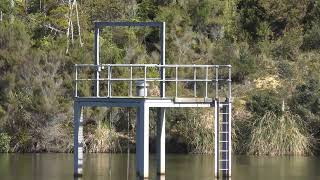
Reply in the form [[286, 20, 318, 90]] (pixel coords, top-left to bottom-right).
[[248, 111, 314, 156], [171, 108, 215, 154], [85, 124, 118, 153]]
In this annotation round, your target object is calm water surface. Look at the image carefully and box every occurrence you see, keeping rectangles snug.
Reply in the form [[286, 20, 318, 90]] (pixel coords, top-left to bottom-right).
[[0, 153, 320, 180]]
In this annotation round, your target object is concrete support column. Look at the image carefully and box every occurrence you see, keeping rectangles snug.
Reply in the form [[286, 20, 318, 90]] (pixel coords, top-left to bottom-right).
[[136, 102, 149, 178], [157, 107, 166, 175], [74, 103, 84, 177]]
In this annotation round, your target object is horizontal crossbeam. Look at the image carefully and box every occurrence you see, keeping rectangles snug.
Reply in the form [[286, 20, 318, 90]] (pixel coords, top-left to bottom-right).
[[95, 21, 163, 28]]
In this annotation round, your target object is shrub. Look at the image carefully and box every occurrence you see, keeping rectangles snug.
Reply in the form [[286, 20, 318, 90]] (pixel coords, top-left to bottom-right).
[[248, 111, 314, 155], [302, 23, 320, 50], [277, 61, 293, 79], [289, 78, 320, 136], [246, 90, 283, 116], [271, 28, 303, 61], [0, 133, 11, 153], [168, 108, 214, 154], [85, 123, 118, 153]]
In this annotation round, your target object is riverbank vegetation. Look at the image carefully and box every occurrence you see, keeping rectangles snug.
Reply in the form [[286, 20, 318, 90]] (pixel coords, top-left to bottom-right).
[[0, 0, 319, 155]]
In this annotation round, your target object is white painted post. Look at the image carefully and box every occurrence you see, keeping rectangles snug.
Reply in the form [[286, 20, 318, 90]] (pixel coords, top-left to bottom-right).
[[157, 107, 166, 175], [137, 102, 149, 178], [74, 103, 84, 177]]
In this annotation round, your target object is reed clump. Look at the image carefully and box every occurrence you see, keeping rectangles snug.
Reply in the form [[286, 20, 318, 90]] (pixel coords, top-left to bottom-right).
[[248, 111, 315, 156], [85, 124, 118, 153], [171, 108, 215, 154]]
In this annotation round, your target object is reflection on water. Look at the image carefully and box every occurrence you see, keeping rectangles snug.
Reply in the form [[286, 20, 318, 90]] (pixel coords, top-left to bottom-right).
[[0, 153, 320, 180], [75, 175, 167, 180], [156, 175, 166, 180]]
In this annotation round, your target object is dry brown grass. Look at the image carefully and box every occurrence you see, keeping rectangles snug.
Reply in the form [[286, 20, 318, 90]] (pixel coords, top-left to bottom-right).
[[248, 111, 315, 156]]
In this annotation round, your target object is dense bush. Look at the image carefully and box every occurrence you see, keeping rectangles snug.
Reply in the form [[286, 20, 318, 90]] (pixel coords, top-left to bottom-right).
[[277, 61, 293, 79], [289, 78, 320, 136], [0, 133, 11, 153], [302, 23, 320, 50], [246, 90, 283, 117]]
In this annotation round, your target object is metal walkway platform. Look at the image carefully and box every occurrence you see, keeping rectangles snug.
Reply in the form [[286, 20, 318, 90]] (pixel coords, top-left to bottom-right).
[[75, 97, 214, 107]]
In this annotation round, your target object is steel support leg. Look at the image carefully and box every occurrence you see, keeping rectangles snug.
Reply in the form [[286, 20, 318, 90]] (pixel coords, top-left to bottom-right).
[[157, 107, 166, 175], [136, 102, 149, 178], [74, 102, 84, 177]]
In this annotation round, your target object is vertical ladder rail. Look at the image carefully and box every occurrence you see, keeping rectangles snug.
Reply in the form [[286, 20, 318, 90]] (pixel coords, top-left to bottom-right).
[[216, 101, 231, 177], [228, 65, 232, 176], [214, 99, 219, 177], [215, 66, 232, 178], [221, 102, 229, 176]]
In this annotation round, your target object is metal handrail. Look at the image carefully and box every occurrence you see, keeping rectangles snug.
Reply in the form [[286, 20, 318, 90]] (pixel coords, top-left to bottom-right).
[[74, 64, 232, 99], [75, 64, 231, 68]]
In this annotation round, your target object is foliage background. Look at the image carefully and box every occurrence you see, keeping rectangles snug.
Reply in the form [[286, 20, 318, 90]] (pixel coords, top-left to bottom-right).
[[0, 0, 319, 155]]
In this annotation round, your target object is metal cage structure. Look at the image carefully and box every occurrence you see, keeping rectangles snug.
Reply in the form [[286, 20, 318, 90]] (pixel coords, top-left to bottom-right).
[[73, 21, 232, 179]]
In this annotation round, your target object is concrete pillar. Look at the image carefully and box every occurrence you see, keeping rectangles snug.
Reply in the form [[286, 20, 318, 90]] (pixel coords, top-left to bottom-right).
[[157, 108, 166, 175], [136, 102, 149, 178], [74, 103, 84, 177]]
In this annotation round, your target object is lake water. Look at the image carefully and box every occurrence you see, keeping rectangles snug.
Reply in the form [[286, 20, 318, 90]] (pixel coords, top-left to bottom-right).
[[0, 153, 320, 180]]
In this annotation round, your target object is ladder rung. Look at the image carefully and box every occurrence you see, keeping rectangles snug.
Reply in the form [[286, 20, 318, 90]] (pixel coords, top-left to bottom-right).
[[219, 141, 228, 143], [219, 113, 229, 115], [219, 150, 229, 152], [219, 169, 229, 171], [221, 122, 229, 124], [219, 160, 229, 162], [219, 132, 229, 133], [219, 104, 229, 106]]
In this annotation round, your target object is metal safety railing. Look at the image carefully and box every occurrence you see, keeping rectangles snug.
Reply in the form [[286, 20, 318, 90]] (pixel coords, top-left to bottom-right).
[[74, 64, 231, 99]]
